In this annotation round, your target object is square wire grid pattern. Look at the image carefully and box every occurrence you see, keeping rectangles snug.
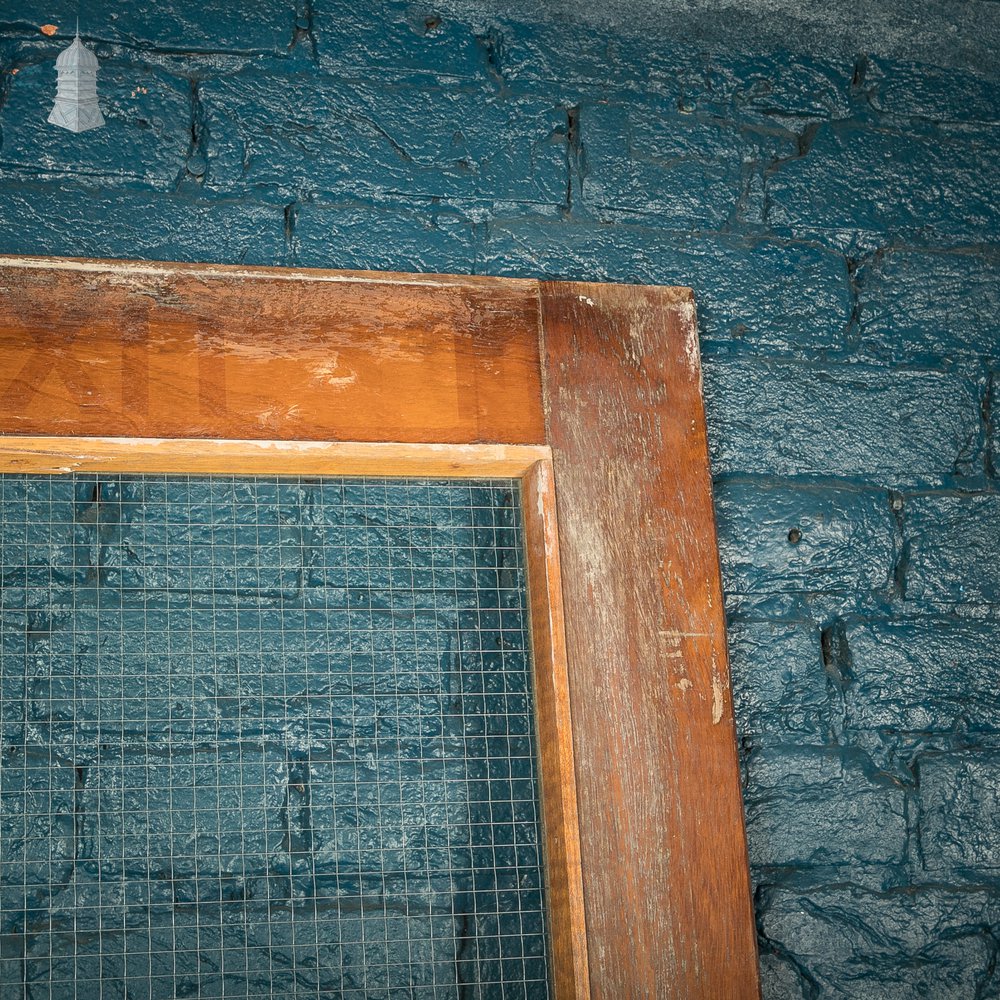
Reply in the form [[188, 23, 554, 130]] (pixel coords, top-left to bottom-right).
[[0, 474, 550, 1000]]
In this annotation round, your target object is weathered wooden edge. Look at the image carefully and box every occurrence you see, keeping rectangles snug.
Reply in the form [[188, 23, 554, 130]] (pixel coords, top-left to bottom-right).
[[538, 280, 760, 999], [0, 254, 539, 291], [0, 255, 695, 307], [521, 458, 591, 1000], [0, 437, 549, 478]]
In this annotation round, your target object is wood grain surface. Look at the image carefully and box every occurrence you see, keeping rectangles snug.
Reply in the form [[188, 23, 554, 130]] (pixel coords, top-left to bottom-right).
[[0, 256, 545, 443], [0, 436, 548, 478], [522, 459, 591, 999], [0, 255, 761, 999], [539, 281, 760, 999]]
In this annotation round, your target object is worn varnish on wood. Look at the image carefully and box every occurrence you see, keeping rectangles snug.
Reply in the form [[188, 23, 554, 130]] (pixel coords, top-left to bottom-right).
[[0, 255, 760, 1000], [540, 282, 758, 999], [0, 437, 549, 479], [0, 257, 544, 443], [522, 459, 590, 999]]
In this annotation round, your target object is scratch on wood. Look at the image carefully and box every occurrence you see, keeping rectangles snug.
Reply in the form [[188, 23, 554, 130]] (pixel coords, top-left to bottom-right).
[[532, 459, 554, 520], [711, 670, 724, 725], [680, 299, 701, 382], [311, 357, 358, 388], [257, 403, 302, 428]]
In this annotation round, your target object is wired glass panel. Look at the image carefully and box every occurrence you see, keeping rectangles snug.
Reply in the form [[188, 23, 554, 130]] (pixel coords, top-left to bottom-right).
[[0, 474, 550, 1000]]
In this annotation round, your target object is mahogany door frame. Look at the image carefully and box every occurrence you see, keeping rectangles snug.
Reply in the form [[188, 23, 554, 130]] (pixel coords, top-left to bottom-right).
[[0, 255, 760, 999]]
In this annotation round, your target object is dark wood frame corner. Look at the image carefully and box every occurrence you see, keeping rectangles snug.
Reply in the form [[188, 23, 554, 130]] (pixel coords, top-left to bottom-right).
[[0, 255, 760, 999]]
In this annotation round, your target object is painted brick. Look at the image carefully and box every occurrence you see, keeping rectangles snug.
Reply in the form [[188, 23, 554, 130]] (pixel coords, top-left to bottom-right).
[[865, 58, 1000, 123], [901, 494, 1000, 605], [315, 1, 496, 82], [0, 61, 190, 190], [991, 370, 1000, 475], [744, 748, 907, 875], [3, 2, 292, 56], [704, 360, 982, 486], [766, 121, 1000, 242], [855, 247, 1000, 361], [200, 71, 567, 207], [727, 620, 831, 745], [842, 619, 1000, 772], [715, 482, 895, 596], [76, 748, 287, 878], [0, 756, 76, 886], [499, 28, 852, 127], [686, 237, 852, 352], [919, 751, 1000, 875], [579, 99, 750, 227], [758, 952, 811, 1000], [0, 183, 286, 263], [495, 30, 705, 93], [481, 221, 851, 351], [294, 200, 477, 273], [691, 52, 851, 126], [759, 885, 1000, 999]]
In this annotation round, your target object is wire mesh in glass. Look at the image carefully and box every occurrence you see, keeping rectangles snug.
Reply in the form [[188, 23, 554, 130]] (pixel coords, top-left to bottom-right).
[[0, 474, 550, 1000]]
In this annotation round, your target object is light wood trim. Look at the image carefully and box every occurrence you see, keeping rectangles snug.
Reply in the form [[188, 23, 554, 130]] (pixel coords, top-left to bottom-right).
[[521, 459, 590, 1000], [0, 433, 589, 997], [0, 436, 549, 479]]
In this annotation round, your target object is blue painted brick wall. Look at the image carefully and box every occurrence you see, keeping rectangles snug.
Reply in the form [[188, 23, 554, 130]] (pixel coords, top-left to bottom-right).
[[0, 4, 997, 995]]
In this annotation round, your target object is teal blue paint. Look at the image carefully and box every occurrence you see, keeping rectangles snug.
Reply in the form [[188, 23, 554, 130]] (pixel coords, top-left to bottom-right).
[[0, 474, 549, 999], [0, 4, 998, 996]]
